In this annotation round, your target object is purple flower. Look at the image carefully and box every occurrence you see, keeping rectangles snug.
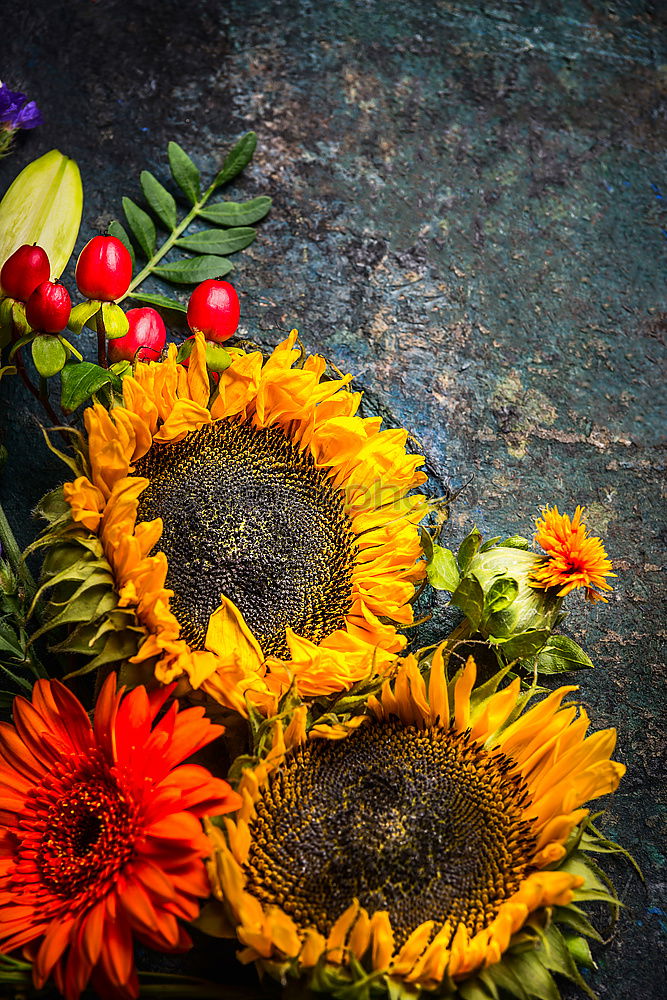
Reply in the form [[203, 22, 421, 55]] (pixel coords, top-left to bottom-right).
[[0, 82, 43, 131]]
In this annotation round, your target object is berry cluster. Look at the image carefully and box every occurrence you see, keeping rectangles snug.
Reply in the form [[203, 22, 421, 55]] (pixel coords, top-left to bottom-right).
[[0, 235, 241, 377]]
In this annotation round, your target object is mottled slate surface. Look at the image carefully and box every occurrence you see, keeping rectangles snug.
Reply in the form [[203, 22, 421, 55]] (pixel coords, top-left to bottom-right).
[[0, 1, 665, 998]]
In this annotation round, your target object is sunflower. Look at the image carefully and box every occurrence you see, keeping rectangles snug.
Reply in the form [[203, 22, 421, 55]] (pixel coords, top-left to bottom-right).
[[530, 505, 615, 603], [47, 331, 427, 714], [206, 647, 625, 998], [0, 673, 241, 1000]]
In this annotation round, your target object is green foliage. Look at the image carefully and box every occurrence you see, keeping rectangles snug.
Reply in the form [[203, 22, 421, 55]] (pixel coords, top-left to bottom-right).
[[60, 360, 123, 413], [426, 544, 460, 591], [0, 556, 48, 708], [31, 334, 67, 376], [0, 150, 83, 278], [128, 291, 187, 314], [152, 255, 233, 284], [213, 131, 258, 188], [140, 169, 177, 229], [122, 195, 157, 259], [109, 132, 270, 319], [199, 195, 272, 226], [425, 528, 593, 681], [168, 141, 201, 205]]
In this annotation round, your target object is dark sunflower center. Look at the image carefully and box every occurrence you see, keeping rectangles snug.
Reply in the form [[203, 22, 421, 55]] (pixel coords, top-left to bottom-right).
[[244, 721, 536, 944], [32, 761, 137, 898], [134, 418, 357, 658]]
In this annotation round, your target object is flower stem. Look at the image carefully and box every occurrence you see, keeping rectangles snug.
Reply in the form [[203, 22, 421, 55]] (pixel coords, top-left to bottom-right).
[[96, 309, 108, 368], [0, 500, 36, 602], [120, 180, 219, 302], [14, 347, 60, 426]]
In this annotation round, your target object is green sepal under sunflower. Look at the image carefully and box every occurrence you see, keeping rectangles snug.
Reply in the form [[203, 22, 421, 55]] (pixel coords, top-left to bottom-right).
[[425, 525, 596, 680], [25, 482, 143, 679]]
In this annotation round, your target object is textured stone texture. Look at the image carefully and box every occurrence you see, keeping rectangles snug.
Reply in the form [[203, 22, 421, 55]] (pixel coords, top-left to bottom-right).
[[0, 1, 665, 998]]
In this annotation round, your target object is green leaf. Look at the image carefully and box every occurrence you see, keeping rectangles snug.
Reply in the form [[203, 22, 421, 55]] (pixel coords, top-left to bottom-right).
[[565, 935, 595, 968], [479, 535, 502, 553], [0, 149, 83, 278], [536, 634, 594, 674], [198, 195, 272, 226], [59, 336, 83, 362], [451, 576, 485, 631], [31, 335, 66, 377], [504, 952, 560, 1000], [458, 525, 482, 573], [553, 904, 603, 943], [176, 339, 194, 363], [10, 299, 30, 337], [501, 534, 531, 550], [140, 170, 177, 230], [175, 227, 256, 255], [152, 255, 233, 284], [494, 628, 551, 660], [60, 361, 121, 414], [122, 196, 157, 259], [108, 220, 136, 267], [101, 301, 129, 340], [205, 343, 232, 373], [458, 979, 495, 1000], [213, 131, 257, 189], [426, 546, 460, 591], [69, 299, 101, 335], [167, 141, 201, 205], [485, 576, 519, 615], [128, 291, 187, 314]]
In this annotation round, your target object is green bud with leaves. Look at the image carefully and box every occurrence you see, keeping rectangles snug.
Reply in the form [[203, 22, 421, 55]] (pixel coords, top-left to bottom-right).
[[427, 526, 594, 676]]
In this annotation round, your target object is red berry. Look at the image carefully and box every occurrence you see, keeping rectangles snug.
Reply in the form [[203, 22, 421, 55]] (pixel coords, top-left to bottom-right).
[[186, 279, 240, 343], [1, 244, 50, 302], [26, 281, 72, 333], [108, 307, 167, 363], [75, 235, 133, 301]]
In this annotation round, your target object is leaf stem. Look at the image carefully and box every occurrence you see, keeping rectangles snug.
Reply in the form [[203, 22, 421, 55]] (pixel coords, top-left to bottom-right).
[[14, 346, 61, 426], [96, 310, 108, 368], [120, 180, 219, 302], [0, 499, 36, 603]]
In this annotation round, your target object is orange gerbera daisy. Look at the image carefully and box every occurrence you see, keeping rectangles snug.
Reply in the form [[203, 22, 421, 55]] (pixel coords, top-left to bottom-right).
[[530, 505, 616, 602], [0, 674, 241, 1000], [42, 330, 427, 716]]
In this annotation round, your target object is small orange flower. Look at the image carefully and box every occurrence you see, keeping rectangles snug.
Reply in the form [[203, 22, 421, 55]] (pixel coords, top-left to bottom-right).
[[530, 505, 616, 602], [0, 675, 241, 1000]]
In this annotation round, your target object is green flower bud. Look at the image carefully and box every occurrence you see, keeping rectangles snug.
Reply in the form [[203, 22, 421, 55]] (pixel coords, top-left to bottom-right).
[[468, 545, 563, 655]]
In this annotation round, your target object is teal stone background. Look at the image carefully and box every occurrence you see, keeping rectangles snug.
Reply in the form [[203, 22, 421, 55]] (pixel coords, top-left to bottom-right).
[[0, 1, 665, 998]]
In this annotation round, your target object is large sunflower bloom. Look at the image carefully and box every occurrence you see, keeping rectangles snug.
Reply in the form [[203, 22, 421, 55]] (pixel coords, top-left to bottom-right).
[[56, 331, 427, 714], [206, 648, 624, 998], [0, 674, 241, 1000], [530, 505, 615, 603]]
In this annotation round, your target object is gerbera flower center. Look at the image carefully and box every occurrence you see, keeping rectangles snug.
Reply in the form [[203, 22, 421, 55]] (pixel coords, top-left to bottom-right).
[[244, 721, 536, 944], [135, 418, 357, 657], [20, 756, 138, 899]]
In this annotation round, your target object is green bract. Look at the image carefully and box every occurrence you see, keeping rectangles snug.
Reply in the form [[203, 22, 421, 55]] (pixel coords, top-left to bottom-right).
[[0, 150, 83, 278]]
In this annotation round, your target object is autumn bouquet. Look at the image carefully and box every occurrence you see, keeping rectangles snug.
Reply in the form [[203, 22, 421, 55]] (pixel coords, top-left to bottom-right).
[[0, 135, 631, 1000]]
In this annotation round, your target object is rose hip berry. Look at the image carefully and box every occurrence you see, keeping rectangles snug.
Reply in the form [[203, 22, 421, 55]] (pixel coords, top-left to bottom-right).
[[108, 307, 166, 363], [186, 279, 240, 343], [1, 244, 50, 301], [75, 235, 133, 301], [26, 281, 72, 333]]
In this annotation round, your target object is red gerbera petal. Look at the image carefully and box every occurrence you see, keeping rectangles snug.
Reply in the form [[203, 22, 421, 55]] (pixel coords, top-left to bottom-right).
[[0, 673, 240, 1000]]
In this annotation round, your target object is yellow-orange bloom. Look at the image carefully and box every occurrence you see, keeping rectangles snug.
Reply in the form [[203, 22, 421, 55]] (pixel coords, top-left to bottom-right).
[[530, 505, 616, 602], [55, 331, 427, 716], [206, 648, 625, 995]]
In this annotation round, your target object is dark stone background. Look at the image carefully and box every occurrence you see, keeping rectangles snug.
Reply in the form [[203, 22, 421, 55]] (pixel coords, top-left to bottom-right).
[[0, 1, 665, 998]]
